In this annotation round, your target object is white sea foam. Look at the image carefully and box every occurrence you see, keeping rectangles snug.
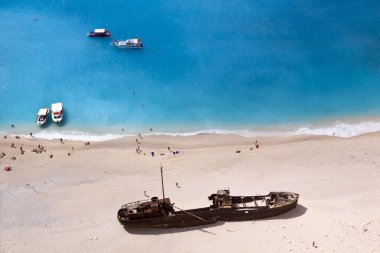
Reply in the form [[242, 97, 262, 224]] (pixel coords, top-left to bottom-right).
[[4, 120, 380, 141], [291, 121, 380, 138], [17, 130, 130, 142], [149, 120, 380, 138]]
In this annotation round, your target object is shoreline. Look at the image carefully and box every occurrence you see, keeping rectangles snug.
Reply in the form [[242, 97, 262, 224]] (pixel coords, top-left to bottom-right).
[[2, 116, 380, 141]]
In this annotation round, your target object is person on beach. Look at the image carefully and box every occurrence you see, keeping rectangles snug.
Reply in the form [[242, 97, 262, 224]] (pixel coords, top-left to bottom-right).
[[60, 138, 64, 144], [39, 145, 45, 152], [30, 132, 33, 137], [139, 133, 143, 139], [136, 139, 141, 144]]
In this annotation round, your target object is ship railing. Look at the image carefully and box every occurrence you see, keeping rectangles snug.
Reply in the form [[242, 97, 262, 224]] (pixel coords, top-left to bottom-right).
[[124, 199, 151, 208]]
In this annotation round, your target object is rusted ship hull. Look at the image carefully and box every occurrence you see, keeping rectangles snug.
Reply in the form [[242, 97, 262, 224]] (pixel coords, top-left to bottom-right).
[[216, 196, 298, 221], [118, 207, 218, 228], [117, 191, 299, 229]]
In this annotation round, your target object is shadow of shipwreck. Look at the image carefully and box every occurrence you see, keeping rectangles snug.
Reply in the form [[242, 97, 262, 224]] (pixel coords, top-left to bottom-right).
[[122, 205, 307, 234], [264, 204, 307, 220], [123, 221, 226, 235]]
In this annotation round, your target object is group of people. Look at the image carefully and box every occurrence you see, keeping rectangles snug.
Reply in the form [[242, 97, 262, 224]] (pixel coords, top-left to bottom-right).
[[32, 144, 46, 154], [135, 134, 181, 157], [236, 140, 260, 153], [1, 134, 93, 166]]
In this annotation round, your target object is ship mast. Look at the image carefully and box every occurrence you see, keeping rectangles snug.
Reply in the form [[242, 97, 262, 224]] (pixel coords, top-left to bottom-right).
[[160, 164, 165, 199]]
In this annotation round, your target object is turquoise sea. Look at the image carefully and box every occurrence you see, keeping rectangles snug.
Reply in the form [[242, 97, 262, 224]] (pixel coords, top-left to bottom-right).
[[2, 1, 380, 140]]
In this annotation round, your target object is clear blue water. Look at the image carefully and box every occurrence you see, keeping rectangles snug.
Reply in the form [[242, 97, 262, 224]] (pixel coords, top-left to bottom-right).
[[2, 1, 380, 137]]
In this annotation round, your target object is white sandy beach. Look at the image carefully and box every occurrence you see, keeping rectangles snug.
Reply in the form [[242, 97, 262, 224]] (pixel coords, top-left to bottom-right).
[[1, 133, 380, 252]]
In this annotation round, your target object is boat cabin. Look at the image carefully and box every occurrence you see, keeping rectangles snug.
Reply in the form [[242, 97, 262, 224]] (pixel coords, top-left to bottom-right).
[[88, 28, 111, 37], [94, 28, 106, 34], [122, 197, 175, 220]]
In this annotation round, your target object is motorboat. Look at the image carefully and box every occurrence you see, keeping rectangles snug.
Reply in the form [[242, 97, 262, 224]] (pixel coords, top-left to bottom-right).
[[51, 102, 63, 123], [36, 108, 49, 125], [112, 38, 143, 48], [87, 28, 111, 37]]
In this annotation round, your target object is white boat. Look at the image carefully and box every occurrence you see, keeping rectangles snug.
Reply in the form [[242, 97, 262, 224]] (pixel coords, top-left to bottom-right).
[[51, 102, 63, 123], [87, 28, 111, 37], [36, 108, 50, 125], [112, 38, 143, 48]]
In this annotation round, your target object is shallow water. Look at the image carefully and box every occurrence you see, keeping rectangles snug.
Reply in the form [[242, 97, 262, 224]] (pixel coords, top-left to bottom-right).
[[1, 1, 380, 138]]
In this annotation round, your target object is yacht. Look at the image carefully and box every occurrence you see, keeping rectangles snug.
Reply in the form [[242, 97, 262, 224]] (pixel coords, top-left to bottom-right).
[[51, 102, 63, 123], [36, 108, 49, 125], [112, 38, 143, 48], [87, 28, 111, 37]]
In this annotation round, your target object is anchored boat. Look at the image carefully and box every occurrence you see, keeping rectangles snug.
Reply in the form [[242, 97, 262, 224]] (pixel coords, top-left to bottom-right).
[[87, 28, 111, 37], [36, 108, 49, 125], [51, 102, 63, 123], [112, 38, 143, 48], [117, 167, 299, 229]]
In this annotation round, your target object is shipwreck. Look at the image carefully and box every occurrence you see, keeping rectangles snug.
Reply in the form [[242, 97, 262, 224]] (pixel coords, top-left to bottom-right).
[[117, 167, 299, 228]]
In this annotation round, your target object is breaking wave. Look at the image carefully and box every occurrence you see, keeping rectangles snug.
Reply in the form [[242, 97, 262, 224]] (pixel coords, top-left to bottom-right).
[[15, 130, 130, 142], [150, 120, 380, 138], [4, 119, 380, 141]]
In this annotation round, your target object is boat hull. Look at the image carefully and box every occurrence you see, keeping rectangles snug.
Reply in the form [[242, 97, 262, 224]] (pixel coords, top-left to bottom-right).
[[36, 108, 49, 126], [118, 192, 299, 229], [112, 40, 143, 49], [118, 198, 298, 228], [52, 115, 63, 123], [88, 31, 111, 37], [114, 45, 143, 49], [118, 207, 218, 228], [36, 120, 46, 125], [216, 197, 298, 221]]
